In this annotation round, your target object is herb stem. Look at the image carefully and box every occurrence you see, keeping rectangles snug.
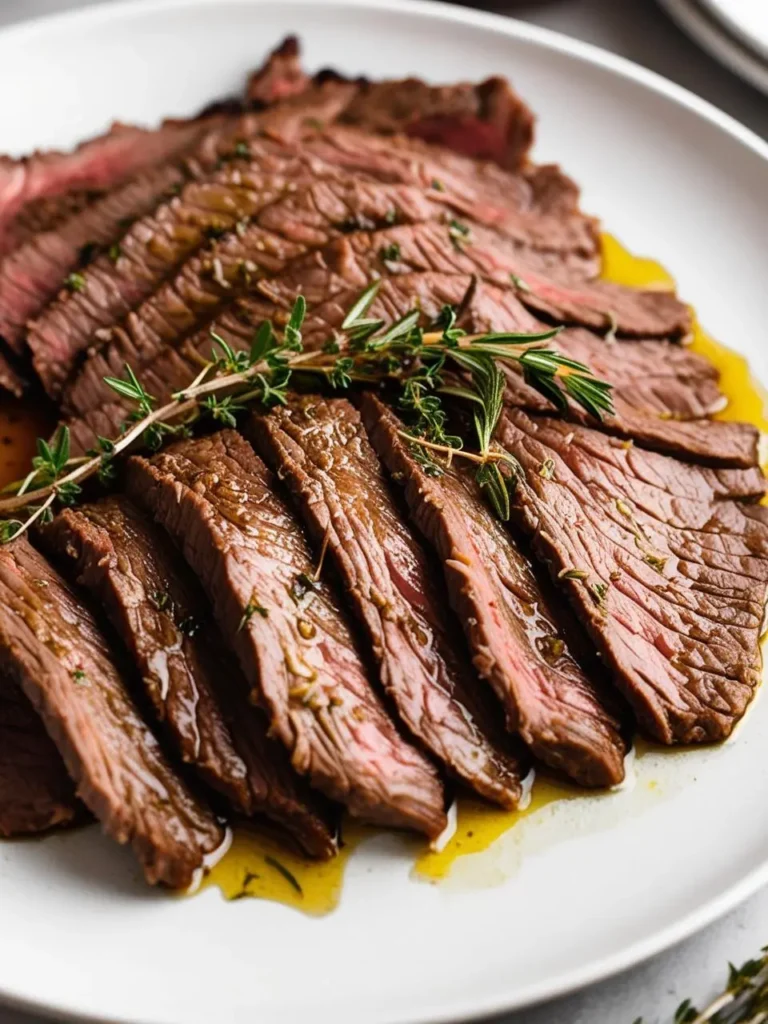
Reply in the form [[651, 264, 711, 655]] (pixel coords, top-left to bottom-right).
[[4, 492, 58, 542], [690, 992, 735, 1024], [0, 284, 614, 536], [398, 431, 499, 466]]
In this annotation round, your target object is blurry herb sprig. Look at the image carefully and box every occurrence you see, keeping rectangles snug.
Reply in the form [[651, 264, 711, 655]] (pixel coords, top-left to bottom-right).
[[634, 948, 768, 1024]]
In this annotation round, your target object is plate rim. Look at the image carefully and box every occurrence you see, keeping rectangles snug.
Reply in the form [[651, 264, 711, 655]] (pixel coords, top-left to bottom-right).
[[657, 0, 768, 96], [700, 0, 768, 64], [0, 2, 767, 1022]]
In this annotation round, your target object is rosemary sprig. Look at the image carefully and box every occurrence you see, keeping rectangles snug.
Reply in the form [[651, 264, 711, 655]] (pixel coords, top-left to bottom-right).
[[0, 283, 614, 540]]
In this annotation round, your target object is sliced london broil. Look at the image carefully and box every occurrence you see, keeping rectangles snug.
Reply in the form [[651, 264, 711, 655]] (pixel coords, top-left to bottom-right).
[[360, 394, 626, 788], [63, 176, 448, 421], [302, 127, 600, 273], [27, 80, 358, 397], [498, 410, 768, 744], [0, 538, 223, 887], [0, 34, 318, 347], [0, 164, 190, 355], [30, 62, 549, 399], [328, 221, 690, 337], [0, 118, 225, 250], [0, 667, 81, 837], [42, 496, 334, 857], [337, 73, 535, 169], [250, 397, 526, 808], [126, 431, 447, 838]]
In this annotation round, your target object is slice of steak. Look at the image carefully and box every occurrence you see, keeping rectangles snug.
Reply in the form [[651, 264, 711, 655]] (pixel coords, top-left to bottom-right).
[[247, 36, 309, 105], [0, 667, 81, 837], [359, 394, 626, 787], [338, 75, 534, 169], [591, 409, 761, 469], [508, 414, 768, 523], [126, 431, 446, 837], [250, 397, 526, 808], [0, 538, 223, 887], [27, 82, 358, 398], [40, 497, 335, 858], [497, 410, 768, 744], [0, 189, 96, 260], [333, 221, 690, 338], [0, 165, 185, 355], [303, 129, 599, 274], [0, 118, 222, 251]]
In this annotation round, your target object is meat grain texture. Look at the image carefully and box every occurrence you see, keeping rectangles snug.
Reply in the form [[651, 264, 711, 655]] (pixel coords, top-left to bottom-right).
[[126, 431, 448, 838], [0, 35, 764, 888]]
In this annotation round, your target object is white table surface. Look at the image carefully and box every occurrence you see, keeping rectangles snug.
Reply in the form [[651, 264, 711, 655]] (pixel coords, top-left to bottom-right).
[[0, 0, 765, 1021]]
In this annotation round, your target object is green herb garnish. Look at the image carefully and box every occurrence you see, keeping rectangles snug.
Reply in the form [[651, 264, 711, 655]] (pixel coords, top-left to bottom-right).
[[65, 272, 86, 293], [0, 283, 613, 539]]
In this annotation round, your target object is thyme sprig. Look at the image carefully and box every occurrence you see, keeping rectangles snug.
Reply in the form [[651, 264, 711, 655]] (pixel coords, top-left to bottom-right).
[[635, 947, 768, 1024], [0, 282, 614, 540]]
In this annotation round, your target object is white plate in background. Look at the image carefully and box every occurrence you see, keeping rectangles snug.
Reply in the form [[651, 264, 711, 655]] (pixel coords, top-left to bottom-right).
[[703, 0, 768, 62], [0, 2, 767, 1022], [659, 0, 768, 95]]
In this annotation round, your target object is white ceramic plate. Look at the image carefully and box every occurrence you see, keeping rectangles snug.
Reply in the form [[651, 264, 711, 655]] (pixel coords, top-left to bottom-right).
[[658, 0, 768, 95], [1, 2, 768, 1022], [703, 0, 768, 63]]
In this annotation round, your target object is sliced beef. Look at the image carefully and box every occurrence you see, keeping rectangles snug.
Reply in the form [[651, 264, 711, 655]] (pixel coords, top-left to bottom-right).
[[0, 118, 222, 251], [50, 122, 595, 404], [591, 410, 761, 469], [0, 538, 223, 887], [305, 129, 599, 275], [27, 83, 358, 398], [506, 413, 768, 516], [338, 75, 534, 170], [497, 410, 768, 744], [247, 36, 309, 105], [0, 189, 95, 260], [250, 397, 526, 808], [333, 221, 690, 337], [190, 130, 598, 274], [307, 126, 564, 216], [126, 431, 446, 837], [294, 272, 754, 467], [0, 667, 81, 837], [41, 497, 334, 857], [63, 171, 598, 422], [360, 394, 626, 787], [65, 264, 738, 465], [0, 165, 186, 355], [63, 177, 443, 419]]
